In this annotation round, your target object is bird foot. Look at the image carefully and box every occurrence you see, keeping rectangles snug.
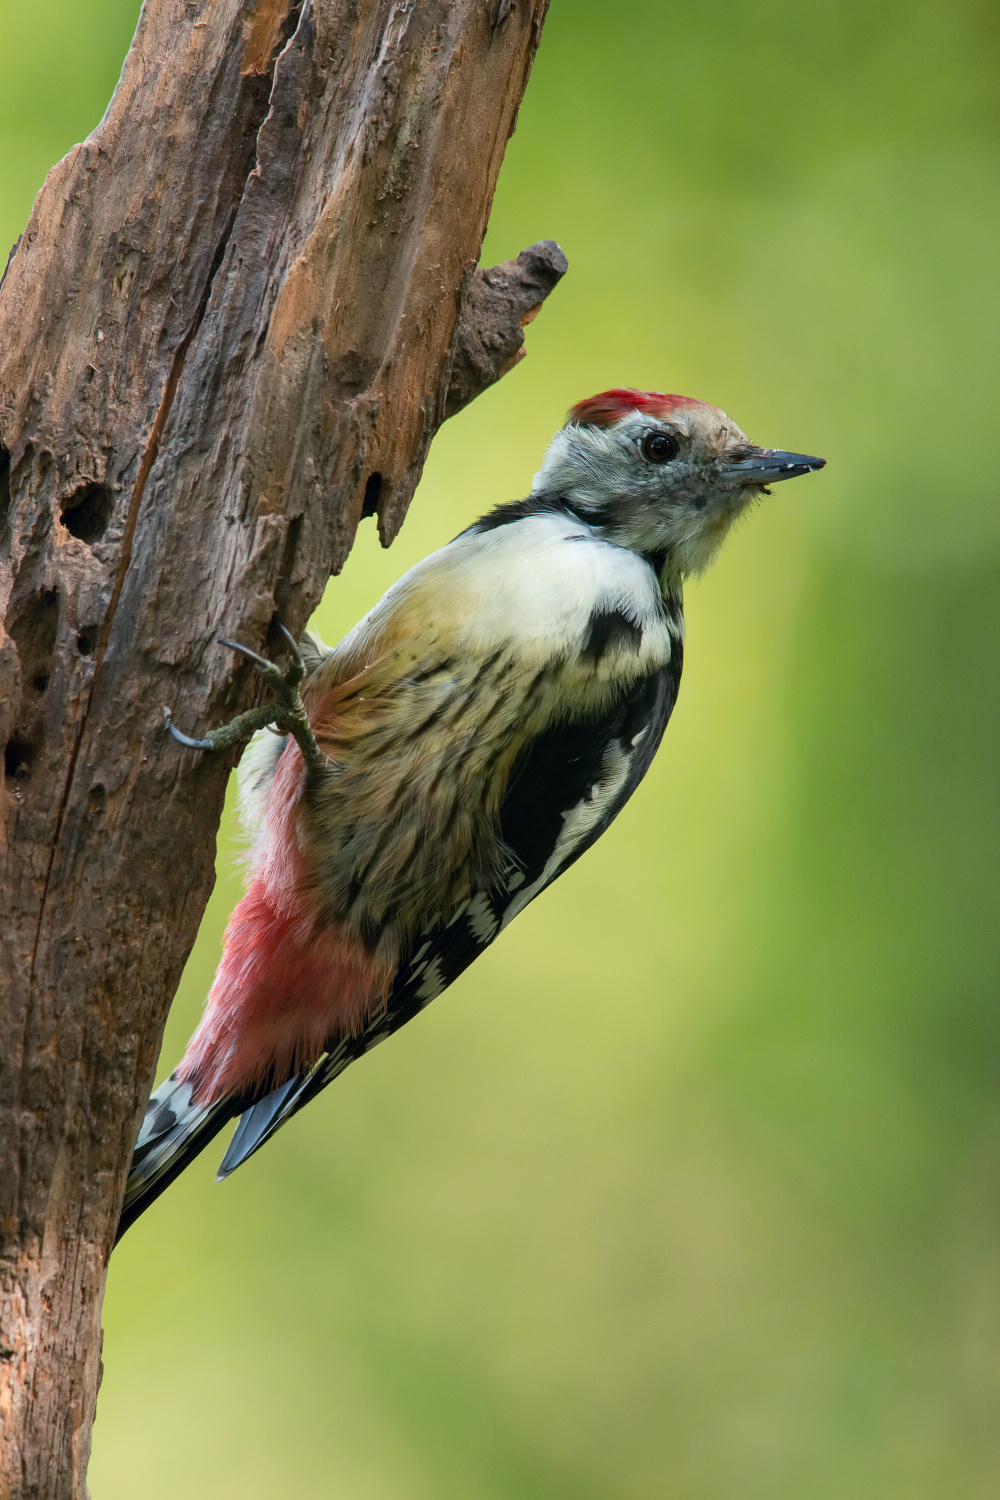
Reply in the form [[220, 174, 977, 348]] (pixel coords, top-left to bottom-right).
[[163, 625, 325, 771]]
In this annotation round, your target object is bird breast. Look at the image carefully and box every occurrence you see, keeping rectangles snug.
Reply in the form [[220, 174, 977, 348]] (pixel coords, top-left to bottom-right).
[[250, 513, 679, 962]]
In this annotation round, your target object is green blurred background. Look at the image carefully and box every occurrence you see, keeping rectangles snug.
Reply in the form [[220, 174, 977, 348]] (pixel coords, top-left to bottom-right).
[[4, 1, 999, 1494]]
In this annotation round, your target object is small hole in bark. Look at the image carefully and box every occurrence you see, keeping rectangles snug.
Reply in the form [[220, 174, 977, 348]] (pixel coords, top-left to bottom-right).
[[87, 784, 107, 817], [31, 672, 49, 694], [60, 482, 113, 543], [77, 626, 99, 656], [4, 737, 33, 780], [361, 473, 382, 519]]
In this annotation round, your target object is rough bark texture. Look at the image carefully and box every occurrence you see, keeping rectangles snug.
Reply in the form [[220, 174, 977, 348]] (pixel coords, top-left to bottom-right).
[[0, 1, 562, 1493]]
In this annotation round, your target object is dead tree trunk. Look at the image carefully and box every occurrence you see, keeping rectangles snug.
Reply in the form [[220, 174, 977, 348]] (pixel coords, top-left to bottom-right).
[[0, 2, 563, 1493]]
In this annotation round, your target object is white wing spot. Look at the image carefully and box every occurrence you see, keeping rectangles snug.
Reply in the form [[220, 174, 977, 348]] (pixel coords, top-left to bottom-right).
[[466, 892, 500, 944], [416, 958, 447, 1002]]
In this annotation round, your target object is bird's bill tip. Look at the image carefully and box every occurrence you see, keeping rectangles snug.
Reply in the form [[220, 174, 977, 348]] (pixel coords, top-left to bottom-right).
[[726, 449, 826, 485]]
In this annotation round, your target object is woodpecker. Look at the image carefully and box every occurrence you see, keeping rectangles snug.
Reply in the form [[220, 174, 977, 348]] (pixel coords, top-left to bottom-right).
[[117, 388, 824, 1240]]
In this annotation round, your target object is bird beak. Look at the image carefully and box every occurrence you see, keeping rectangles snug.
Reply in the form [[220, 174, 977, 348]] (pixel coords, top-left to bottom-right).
[[724, 447, 826, 487]]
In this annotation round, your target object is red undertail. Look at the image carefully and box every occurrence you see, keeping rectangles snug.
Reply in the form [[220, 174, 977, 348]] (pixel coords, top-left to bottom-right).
[[177, 742, 392, 1103]]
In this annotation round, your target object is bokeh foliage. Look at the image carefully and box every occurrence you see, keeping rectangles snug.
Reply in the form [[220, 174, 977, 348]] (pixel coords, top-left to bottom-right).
[[3, 1, 998, 1494]]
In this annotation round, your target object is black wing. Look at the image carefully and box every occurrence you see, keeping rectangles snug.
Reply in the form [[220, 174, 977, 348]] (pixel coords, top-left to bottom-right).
[[217, 656, 681, 1175]]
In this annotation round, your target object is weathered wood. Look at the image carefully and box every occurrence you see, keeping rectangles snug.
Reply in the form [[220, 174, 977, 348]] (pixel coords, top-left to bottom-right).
[[0, 1, 560, 1493]]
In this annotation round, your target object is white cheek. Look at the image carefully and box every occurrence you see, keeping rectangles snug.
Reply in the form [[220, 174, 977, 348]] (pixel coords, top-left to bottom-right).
[[534, 425, 639, 501]]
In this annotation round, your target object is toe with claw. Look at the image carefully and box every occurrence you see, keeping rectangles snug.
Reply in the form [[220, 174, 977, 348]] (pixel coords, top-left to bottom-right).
[[163, 625, 326, 771]]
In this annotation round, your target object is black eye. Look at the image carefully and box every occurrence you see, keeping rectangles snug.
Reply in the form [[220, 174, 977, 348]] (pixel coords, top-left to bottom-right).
[[641, 431, 679, 463]]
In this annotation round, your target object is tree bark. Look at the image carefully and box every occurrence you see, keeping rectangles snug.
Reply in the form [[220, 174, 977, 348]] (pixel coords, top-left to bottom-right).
[[0, 1, 563, 1493]]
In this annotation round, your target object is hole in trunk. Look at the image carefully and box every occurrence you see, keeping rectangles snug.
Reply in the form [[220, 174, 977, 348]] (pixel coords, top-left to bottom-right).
[[4, 737, 33, 780], [361, 472, 382, 519], [60, 482, 114, 543]]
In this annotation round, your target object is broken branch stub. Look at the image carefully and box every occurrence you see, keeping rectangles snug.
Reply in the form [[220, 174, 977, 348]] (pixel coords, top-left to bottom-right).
[[444, 239, 569, 422]]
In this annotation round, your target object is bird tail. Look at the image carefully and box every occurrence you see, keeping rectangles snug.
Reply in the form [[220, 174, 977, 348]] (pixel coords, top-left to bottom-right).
[[114, 1072, 236, 1244], [116, 1035, 365, 1243]]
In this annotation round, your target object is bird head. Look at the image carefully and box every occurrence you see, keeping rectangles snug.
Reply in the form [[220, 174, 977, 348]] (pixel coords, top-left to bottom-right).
[[532, 388, 825, 579]]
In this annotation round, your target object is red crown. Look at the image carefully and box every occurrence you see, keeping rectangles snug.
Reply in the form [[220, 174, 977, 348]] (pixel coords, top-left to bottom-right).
[[569, 388, 708, 428]]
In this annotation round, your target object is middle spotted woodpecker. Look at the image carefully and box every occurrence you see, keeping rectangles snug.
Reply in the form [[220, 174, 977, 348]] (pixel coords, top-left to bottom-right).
[[118, 387, 824, 1239]]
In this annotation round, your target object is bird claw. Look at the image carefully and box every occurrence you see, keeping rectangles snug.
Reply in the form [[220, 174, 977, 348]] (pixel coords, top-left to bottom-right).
[[162, 706, 213, 750], [218, 624, 305, 689], [219, 624, 306, 715], [163, 626, 325, 770]]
